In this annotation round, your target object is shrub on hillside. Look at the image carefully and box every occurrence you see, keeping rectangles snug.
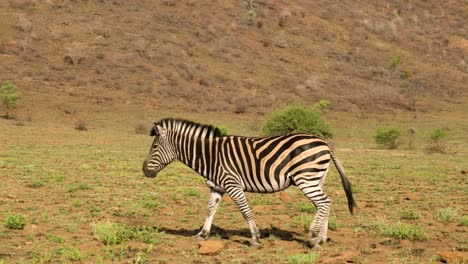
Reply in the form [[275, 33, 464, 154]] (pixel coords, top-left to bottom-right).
[[425, 127, 452, 154], [261, 103, 333, 138], [374, 127, 401, 149], [0, 80, 21, 119]]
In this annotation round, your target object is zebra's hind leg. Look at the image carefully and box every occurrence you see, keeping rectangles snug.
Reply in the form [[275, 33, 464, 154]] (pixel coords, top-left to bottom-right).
[[296, 173, 331, 249], [226, 186, 261, 247], [196, 188, 224, 240]]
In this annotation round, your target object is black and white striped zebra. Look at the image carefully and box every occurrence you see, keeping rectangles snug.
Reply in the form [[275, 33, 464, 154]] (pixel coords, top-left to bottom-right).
[[142, 118, 355, 248]]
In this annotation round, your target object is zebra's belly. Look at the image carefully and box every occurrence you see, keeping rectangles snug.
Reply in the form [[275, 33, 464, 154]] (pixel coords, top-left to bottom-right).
[[242, 174, 293, 193]]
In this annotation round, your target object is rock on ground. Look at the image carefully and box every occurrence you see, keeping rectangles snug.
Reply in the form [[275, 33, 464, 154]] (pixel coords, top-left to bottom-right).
[[438, 251, 467, 263], [199, 240, 224, 255]]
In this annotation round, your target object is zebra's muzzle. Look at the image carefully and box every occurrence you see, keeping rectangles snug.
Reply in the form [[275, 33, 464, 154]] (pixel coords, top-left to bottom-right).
[[143, 160, 157, 178]]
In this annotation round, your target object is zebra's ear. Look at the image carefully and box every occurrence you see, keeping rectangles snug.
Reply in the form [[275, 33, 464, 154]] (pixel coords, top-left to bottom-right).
[[156, 125, 168, 138]]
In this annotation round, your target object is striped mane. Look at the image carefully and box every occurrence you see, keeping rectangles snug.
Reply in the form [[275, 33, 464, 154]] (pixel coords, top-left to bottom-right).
[[151, 118, 222, 138]]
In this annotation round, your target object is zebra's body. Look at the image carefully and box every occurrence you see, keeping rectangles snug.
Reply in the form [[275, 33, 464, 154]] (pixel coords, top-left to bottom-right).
[[143, 118, 355, 248]]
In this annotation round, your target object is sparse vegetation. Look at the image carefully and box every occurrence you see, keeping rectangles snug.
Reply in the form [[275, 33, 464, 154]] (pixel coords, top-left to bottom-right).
[[437, 207, 458, 222], [389, 55, 401, 70], [313, 99, 331, 113], [400, 208, 421, 220], [374, 127, 401, 149], [288, 252, 320, 264], [4, 213, 26, 229], [91, 221, 163, 245], [373, 219, 426, 241], [215, 125, 229, 136], [75, 120, 88, 131], [426, 127, 451, 154], [262, 103, 333, 138], [407, 128, 416, 150], [135, 123, 149, 135], [0, 80, 21, 119]]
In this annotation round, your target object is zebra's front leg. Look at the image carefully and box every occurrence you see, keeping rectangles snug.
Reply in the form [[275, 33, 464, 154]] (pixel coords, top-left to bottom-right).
[[196, 188, 224, 240], [226, 187, 261, 247]]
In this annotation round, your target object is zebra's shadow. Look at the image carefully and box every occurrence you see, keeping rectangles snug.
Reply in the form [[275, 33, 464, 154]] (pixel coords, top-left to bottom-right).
[[157, 225, 307, 246]]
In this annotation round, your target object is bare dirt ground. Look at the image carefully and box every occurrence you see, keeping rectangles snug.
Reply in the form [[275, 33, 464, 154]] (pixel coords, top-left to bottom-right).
[[0, 0, 467, 263]]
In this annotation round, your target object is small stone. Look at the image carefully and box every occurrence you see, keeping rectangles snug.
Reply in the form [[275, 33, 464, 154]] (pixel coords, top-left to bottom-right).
[[280, 191, 292, 202], [438, 251, 467, 263], [403, 193, 419, 201], [199, 240, 224, 255]]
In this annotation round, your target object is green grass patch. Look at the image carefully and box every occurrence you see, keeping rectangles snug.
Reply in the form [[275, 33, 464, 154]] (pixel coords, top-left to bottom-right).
[[437, 207, 458, 222], [4, 213, 26, 229], [460, 215, 468, 226], [297, 202, 317, 213], [184, 187, 202, 198], [91, 221, 163, 245], [287, 252, 320, 264], [373, 219, 426, 241], [400, 208, 421, 220], [68, 182, 92, 193]]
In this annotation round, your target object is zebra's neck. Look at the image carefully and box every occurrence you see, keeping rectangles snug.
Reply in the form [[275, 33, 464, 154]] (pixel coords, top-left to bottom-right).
[[161, 119, 220, 178]]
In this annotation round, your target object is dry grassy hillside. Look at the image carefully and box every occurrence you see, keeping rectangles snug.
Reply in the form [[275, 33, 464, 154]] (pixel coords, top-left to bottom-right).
[[0, 0, 466, 125]]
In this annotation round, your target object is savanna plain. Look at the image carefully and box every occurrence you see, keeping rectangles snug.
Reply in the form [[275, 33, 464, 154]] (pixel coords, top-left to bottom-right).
[[1, 111, 467, 263], [0, 0, 467, 263]]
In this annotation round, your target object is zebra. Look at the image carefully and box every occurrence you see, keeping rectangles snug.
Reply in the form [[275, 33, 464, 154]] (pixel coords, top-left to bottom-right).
[[142, 118, 355, 248]]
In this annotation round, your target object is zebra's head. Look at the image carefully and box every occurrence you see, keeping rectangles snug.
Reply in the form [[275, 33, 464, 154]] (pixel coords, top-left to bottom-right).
[[143, 123, 177, 178]]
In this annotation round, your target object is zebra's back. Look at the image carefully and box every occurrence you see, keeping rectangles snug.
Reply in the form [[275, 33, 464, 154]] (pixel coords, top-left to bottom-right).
[[217, 134, 331, 193]]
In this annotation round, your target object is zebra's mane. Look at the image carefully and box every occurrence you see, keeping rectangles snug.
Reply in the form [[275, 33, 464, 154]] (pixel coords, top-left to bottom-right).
[[151, 118, 222, 138]]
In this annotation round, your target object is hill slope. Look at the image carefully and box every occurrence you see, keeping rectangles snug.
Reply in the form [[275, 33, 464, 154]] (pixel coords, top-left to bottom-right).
[[0, 0, 466, 124]]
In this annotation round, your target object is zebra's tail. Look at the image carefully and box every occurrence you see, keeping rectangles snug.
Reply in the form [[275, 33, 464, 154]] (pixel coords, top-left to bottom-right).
[[330, 152, 356, 214]]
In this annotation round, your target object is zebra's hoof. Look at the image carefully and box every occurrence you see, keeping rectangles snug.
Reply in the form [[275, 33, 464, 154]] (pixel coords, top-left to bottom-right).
[[307, 237, 324, 249], [251, 241, 263, 248]]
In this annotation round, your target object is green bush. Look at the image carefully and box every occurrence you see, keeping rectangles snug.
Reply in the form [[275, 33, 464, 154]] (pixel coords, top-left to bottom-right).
[[389, 55, 401, 70], [430, 128, 447, 142], [373, 219, 425, 241], [313, 99, 331, 113], [261, 103, 333, 138], [374, 127, 401, 149], [215, 125, 229, 136], [4, 213, 26, 229], [0, 80, 21, 119]]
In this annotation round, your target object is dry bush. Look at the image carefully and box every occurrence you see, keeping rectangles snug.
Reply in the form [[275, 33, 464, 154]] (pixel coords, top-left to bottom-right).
[[15, 15, 32, 32], [135, 123, 150, 135], [8, 0, 36, 9], [64, 43, 87, 65], [75, 120, 88, 131], [134, 38, 149, 57]]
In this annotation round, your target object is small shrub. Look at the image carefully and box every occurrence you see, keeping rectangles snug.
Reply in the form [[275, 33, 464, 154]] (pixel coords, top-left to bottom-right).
[[373, 219, 425, 241], [287, 252, 320, 264], [0, 80, 21, 119], [389, 55, 401, 70], [68, 182, 92, 192], [75, 120, 88, 131], [313, 99, 331, 113], [4, 213, 26, 229], [327, 216, 340, 231], [460, 215, 468, 226], [437, 207, 457, 222], [297, 203, 316, 213], [400, 208, 421, 220], [426, 128, 450, 154], [245, 10, 257, 25], [407, 128, 416, 150], [135, 123, 149, 135], [91, 221, 162, 245], [91, 221, 131, 245], [185, 188, 201, 198], [262, 103, 333, 138], [374, 127, 401, 149], [215, 125, 229, 136]]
